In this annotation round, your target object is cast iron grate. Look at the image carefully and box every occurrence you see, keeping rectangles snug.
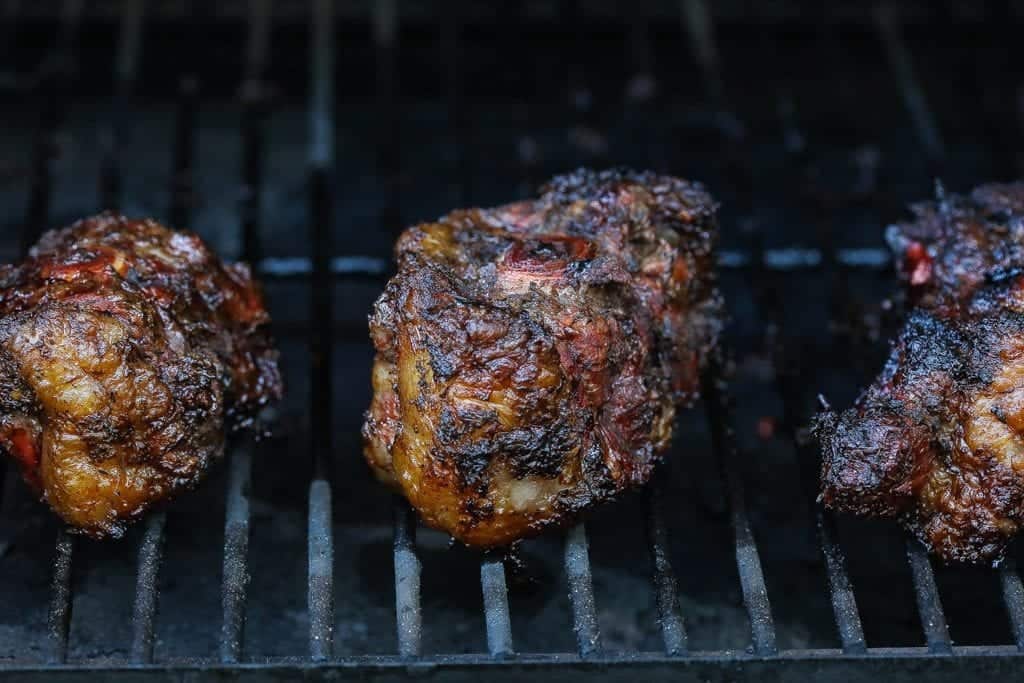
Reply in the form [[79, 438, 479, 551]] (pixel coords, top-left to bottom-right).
[[1, 1, 1023, 680]]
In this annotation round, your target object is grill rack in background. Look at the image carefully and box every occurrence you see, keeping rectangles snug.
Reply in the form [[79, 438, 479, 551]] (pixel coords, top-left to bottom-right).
[[0, 0, 1023, 680]]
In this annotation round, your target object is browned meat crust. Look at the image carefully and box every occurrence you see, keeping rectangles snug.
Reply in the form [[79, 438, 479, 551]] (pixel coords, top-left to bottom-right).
[[815, 182, 1024, 564], [0, 214, 281, 538], [363, 169, 723, 547]]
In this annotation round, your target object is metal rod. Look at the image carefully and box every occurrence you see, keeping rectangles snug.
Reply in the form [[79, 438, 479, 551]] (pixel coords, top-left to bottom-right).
[[309, 0, 334, 170], [22, 0, 84, 252], [220, 446, 252, 663], [99, 0, 146, 210], [240, 0, 272, 264], [245, 0, 272, 83], [308, 0, 334, 480], [306, 3, 336, 647], [1000, 559, 1024, 651], [905, 536, 952, 654], [307, 477, 334, 661], [130, 512, 167, 664], [646, 482, 688, 656], [480, 555, 514, 657], [115, 0, 145, 87], [441, 0, 467, 204], [703, 367, 778, 656], [46, 529, 74, 664], [874, 5, 946, 168], [393, 500, 422, 658], [680, 0, 723, 105], [374, 0, 401, 235], [169, 76, 198, 228], [251, 246, 893, 283], [564, 523, 602, 657]]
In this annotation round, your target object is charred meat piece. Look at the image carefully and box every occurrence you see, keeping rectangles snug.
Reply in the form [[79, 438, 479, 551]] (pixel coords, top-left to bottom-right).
[[363, 169, 722, 547], [0, 214, 281, 538], [816, 182, 1024, 563]]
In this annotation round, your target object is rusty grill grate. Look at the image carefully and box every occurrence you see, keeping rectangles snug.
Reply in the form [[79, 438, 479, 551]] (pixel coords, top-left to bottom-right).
[[1, 0, 1024, 680]]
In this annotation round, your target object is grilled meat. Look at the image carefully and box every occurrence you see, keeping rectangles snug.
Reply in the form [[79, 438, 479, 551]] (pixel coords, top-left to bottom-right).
[[363, 169, 722, 547], [816, 181, 1024, 563], [0, 214, 281, 538]]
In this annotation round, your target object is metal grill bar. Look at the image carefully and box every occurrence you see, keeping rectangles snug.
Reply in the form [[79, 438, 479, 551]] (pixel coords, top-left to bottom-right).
[[307, 478, 334, 660], [130, 512, 167, 663], [680, 0, 723, 104], [1000, 561, 1024, 651], [245, 0, 272, 82], [99, 0, 145, 209], [818, 511, 866, 653], [240, 0, 271, 263], [441, 0, 466, 203], [480, 555, 514, 657], [393, 500, 422, 658], [905, 537, 952, 654], [373, 0, 401, 234], [45, 530, 74, 664], [220, 446, 252, 663], [874, 5, 945, 168], [169, 76, 198, 228], [646, 481, 688, 656], [564, 523, 602, 657], [307, 0, 333, 469], [306, 0, 336, 662], [23, 0, 84, 252], [703, 368, 777, 656], [219, 2, 271, 663]]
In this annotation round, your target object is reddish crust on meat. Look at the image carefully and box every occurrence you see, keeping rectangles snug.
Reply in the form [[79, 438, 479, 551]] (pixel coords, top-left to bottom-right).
[[0, 213, 281, 538], [363, 168, 722, 547]]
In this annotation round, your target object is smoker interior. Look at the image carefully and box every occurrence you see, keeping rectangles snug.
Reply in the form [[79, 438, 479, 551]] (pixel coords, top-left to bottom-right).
[[0, 1, 1023, 680]]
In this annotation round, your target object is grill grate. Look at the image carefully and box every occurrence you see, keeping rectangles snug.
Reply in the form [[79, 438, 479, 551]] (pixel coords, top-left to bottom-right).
[[1, 0, 1024, 680]]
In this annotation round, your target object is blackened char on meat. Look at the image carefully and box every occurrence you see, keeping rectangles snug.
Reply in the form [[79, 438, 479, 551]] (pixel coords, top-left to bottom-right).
[[0, 214, 281, 538], [816, 182, 1024, 564], [364, 169, 723, 547]]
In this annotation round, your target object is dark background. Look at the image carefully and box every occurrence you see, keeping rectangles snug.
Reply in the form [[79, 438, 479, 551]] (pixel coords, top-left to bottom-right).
[[0, 0, 1022, 665]]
